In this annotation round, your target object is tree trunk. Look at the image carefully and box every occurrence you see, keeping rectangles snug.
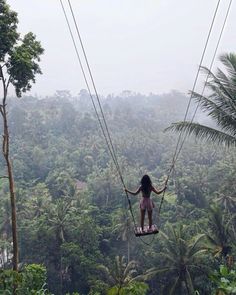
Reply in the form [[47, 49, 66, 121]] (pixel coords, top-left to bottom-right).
[[127, 239, 130, 263], [2, 99, 18, 272]]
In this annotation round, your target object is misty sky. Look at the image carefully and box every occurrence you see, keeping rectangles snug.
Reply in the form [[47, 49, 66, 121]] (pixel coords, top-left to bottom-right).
[[7, 0, 236, 97]]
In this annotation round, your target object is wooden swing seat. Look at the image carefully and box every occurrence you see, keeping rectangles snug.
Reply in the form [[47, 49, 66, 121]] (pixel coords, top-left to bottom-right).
[[134, 224, 159, 237]]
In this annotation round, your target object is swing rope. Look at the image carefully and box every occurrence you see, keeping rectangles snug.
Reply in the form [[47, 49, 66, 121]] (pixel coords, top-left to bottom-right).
[[158, 0, 233, 217], [59, 0, 232, 242], [59, 0, 137, 229]]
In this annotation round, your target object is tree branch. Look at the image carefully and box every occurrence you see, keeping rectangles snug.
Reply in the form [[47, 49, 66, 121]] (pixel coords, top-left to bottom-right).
[[0, 105, 3, 116], [0, 63, 7, 70], [0, 176, 9, 179], [6, 75, 11, 90]]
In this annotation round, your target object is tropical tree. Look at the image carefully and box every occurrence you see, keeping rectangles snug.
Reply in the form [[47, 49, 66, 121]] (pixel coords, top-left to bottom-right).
[[47, 198, 77, 244], [152, 224, 209, 295], [206, 206, 233, 259], [0, 0, 44, 271], [99, 255, 149, 295], [210, 264, 236, 295], [215, 194, 236, 215], [167, 53, 236, 147], [112, 209, 134, 262]]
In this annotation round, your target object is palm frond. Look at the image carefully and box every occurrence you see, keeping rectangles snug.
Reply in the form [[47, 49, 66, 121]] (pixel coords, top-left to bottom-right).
[[219, 53, 236, 77], [185, 268, 195, 294], [207, 85, 236, 115], [169, 275, 181, 295], [158, 252, 179, 264], [201, 66, 236, 104], [166, 121, 236, 147], [216, 68, 236, 93], [159, 231, 179, 256], [188, 234, 207, 258], [190, 91, 236, 135], [131, 267, 156, 282]]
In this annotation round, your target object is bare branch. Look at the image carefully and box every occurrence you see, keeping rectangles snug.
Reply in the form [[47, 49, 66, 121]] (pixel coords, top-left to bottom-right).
[[0, 176, 8, 179], [0, 63, 7, 69], [0, 106, 3, 116], [6, 76, 11, 90]]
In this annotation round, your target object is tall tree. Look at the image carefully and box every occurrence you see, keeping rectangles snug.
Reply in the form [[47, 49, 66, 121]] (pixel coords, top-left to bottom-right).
[[206, 206, 233, 259], [152, 224, 208, 295], [99, 255, 149, 295], [167, 53, 236, 147], [0, 0, 44, 271]]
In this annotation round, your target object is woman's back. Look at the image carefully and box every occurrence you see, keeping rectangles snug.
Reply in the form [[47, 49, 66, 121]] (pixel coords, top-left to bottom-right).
[[140, 185, 152, 198]]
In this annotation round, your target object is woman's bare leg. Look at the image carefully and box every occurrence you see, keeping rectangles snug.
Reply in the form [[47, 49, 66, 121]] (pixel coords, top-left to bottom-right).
[[140, 209, 145, 231], [148, 210, 152, 229]]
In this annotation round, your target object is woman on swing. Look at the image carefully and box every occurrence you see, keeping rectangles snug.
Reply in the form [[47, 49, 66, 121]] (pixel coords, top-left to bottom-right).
[[125, 175, 167, 232]]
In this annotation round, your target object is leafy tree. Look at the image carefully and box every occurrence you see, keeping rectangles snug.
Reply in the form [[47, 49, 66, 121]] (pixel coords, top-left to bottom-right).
[[206, 206, 233, 259], [107, 281, 149, 295], [112, 209, 134, 262], [152, 224, 209, 295], [0, 264, 50, 294], [47, 198, 77, 244], [99, 256, 149, 295], [167, 53, 236, 147], [210, 265, 236, 295], [0, 0, 43, 271]]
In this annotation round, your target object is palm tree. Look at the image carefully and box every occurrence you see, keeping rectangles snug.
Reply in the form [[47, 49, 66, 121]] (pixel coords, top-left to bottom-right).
[[46, 198, 77, 295], [206, 206, 233, 259], [112, 210, 134, 262], [167, 53, 236, 147], [215, 193, 236, 214], [47, 198, 76, 244], [151, 224, 208, 295], [99, 256, 149, 295]]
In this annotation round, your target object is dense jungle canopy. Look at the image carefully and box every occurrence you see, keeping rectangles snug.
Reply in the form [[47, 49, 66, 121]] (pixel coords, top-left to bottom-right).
[[1, 90, 236, 294]]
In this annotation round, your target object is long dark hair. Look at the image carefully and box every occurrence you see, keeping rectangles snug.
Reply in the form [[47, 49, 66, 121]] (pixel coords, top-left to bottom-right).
[[140, 175, 152, 194]]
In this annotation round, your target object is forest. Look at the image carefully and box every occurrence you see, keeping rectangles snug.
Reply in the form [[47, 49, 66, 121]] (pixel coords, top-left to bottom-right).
[[1, 0, 236, 294], [0, 89, 236, 295]]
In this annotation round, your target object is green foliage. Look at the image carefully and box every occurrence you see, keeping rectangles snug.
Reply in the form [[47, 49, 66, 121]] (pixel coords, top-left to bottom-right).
[[0, 88, 236, 294], [107, 282, 149, 295], [0, 0, 19, 61], [206, 206, 233, 258], [2, 3, 236, 295], [167, 53, 236, 147], [7, 32, 44, 97], [0, 269, 21, 294], [0, 0, 44, 97], [19, 264, 47, 294], [0, 264, 49, 295], [152, 223, 209, 294], [210, 265, 236, 294]]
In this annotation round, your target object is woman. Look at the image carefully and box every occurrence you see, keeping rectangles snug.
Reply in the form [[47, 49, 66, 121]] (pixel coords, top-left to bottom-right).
[[125, 175, 166, 232]]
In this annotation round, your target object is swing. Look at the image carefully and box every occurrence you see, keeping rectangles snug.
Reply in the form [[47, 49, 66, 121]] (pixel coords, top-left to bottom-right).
[[134, 224, 159, 237], [60, 0, 228, 243]]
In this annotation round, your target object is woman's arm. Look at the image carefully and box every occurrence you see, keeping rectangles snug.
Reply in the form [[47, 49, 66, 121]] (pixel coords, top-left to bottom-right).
[[125, 186, 141, 196], [152, 185, 167, 195]]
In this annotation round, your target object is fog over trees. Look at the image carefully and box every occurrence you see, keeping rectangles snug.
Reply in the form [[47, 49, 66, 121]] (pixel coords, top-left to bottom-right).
[[1, 89, 236, 294], [1, 0, 236, 294]]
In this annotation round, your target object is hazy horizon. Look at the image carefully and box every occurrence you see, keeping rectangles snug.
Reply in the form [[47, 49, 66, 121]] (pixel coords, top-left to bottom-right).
[[7, 0, 236, 97]]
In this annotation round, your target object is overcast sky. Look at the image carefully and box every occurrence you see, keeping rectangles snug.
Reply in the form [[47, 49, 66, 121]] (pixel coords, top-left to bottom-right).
[[7, 0, 236, 97]]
